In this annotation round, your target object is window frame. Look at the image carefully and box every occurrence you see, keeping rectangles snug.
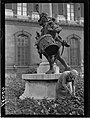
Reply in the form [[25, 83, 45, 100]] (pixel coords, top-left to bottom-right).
[[14, 31, 32, 67], [67, 34, 81, 67], [67, 3, 74, 21], [5, 3, 12, 9], [16, 35, 29, 66], [17, 3, 27, 16]]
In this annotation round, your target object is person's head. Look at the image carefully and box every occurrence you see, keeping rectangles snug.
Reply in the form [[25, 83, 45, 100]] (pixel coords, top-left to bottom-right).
[[38, 13, 48, 26], [71, 69, 78, 77], [67, 70, 78, 82]]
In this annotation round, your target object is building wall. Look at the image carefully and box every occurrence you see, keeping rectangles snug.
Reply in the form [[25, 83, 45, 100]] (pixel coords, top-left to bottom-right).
[[5, 19, 41, 66], [5, 19, 84, 67], [60, 25, 84, 63], [5, 3, 84, 20], [5, 3, 84, 74]]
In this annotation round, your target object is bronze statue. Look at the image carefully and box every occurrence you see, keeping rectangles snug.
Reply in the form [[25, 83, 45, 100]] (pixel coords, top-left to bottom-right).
[[35, 7, 71, 74]]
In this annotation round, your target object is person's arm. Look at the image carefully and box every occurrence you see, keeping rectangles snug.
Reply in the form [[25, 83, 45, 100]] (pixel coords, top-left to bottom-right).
[[46, 23, 54, 31], [67, 74, 76, 96], [62, 74, 71, 93], [53, 24, 62, 34], [68, 82, 73, 95], [72, 79, 76, 96]]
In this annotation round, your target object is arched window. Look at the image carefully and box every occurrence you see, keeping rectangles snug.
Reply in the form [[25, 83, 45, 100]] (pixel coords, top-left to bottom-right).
[[14, 31, 31, 66], [67, 34, 81, 66]]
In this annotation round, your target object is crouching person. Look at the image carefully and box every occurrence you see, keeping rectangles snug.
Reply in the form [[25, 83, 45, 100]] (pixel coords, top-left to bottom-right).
[[55, 69, 78, 101]]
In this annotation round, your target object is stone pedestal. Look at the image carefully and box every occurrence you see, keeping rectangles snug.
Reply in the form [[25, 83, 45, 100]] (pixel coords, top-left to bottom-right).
[[20, 55, 60, 100], [19, 73, 61, 100]]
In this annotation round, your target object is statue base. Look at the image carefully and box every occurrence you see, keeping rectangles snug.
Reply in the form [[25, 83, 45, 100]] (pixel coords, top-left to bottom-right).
[[19, 73, 61, 100], [20, 55, 61, 100]]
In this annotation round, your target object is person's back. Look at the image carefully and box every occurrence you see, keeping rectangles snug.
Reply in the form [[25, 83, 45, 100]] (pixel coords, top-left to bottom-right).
[[55, 70, 78, 101], [55, 71, 71, 100]]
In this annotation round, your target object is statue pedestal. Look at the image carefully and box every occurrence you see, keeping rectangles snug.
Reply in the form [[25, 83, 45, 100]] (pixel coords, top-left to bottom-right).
[[19, 73, 61, 99], [20, 55, 61, 100]]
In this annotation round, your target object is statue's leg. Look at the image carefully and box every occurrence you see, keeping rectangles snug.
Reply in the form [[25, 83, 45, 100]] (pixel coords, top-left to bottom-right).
[[46, 59, 55, 74], [56, 51, 71, 71], [43, 52, 55, 74], [46, 56, 55, 74]]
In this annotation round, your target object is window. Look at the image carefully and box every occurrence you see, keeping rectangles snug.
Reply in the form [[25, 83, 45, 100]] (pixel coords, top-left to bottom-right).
[[17, 3, 21, 15], [17, 3, 27, 16], [5, 3, 12, 9], [58, 3, 63, 15], [67, 34, 81, 66], [15, 34, 30, 66], [31, 3, 40, 21], [69, 38, 79, 66], [67, 3, 74, 21], [80, 3, 84, 17]]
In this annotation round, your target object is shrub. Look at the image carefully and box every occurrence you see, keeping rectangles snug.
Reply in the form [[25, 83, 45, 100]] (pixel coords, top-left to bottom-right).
[[5, 74, 84, 116]]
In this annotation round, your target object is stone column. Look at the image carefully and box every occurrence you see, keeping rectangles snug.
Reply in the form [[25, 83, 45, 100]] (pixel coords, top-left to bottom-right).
[[49, 3, 52, 17]]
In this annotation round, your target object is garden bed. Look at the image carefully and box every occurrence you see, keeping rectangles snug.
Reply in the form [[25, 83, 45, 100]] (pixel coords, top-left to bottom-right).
[[5, 74, 84, 116]]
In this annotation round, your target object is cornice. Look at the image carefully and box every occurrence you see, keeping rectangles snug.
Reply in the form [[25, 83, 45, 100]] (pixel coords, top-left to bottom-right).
[[5, 17, 84, 31]]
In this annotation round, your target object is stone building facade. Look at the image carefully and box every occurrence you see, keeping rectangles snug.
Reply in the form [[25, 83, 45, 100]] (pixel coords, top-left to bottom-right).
[[5, 3, 84, 74]]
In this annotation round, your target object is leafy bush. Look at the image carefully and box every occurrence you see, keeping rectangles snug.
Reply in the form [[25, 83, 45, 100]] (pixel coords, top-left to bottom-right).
[[5, 74, 84, 116]]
